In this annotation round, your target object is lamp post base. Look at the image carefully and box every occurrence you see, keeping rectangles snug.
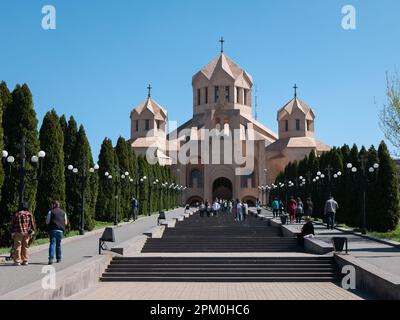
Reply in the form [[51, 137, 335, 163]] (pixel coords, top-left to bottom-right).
[[79, 229, 85, 236]]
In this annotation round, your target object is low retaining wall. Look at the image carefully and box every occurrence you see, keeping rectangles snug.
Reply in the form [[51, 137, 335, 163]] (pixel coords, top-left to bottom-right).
[[304, 238, 334, 254], [0, 252, 115, 300], [280, 224, 334, 255], [335, 253, 400, 300]]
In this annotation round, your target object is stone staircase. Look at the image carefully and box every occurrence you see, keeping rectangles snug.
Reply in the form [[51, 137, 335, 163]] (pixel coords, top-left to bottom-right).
[[101, 210, 340, 282], [142, 211, 299, 253], [100, 256, 339, 282]]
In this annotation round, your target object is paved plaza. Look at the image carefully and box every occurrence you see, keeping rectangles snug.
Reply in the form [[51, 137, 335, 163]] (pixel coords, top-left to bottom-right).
[[70, 281, 364, 300]]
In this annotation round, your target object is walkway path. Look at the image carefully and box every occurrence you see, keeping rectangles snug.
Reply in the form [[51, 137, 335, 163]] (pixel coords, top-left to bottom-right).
[[0, 208, 185, 296], [70, 281, 363, 300], [71, 208, 369, 300], [259, 208, 400, 279]]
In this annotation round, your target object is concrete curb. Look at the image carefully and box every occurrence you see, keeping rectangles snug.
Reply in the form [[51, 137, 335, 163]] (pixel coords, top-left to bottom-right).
[[0, 252, 116, 300], [335, 253, 400, 300], [333, 225, 400, 249]]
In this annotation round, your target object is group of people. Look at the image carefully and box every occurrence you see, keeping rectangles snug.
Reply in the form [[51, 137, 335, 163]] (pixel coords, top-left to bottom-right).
[[270, 194, 339, 229], [198, 198, 250, 221], [271, 196, 313, 223], [9, 200, 67, 266]]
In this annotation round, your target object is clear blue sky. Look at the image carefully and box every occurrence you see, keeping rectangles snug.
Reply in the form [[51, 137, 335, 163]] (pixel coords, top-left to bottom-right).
[[1, 0, 399, 159]]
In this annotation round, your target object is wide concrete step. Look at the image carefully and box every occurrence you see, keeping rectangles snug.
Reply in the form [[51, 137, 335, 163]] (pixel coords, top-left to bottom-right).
[[112, 256, 334, 261], [141, 249, 301, 253], [100, 276, 339, 282], [102, 271, 337, 277], [106, 267, 336, 272]]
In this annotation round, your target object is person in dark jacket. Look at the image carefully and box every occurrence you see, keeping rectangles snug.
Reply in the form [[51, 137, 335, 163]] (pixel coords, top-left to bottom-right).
[[304, 197, 314, 218], [46, 200, 68, 265], [297, 216, 315, 247]]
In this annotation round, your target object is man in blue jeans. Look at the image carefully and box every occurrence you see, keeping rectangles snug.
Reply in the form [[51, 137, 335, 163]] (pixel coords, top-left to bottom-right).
[[46, 200, 68, 265], [324, 195, 339, 230]]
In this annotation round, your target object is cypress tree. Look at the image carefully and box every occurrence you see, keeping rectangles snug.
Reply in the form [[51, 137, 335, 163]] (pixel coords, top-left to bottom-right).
[[115, 136, 131, 220], [35, 110, 66, 233], [96, 138, 116, 222], [344, 144, 360, 226], [0, 82, 12, 244], [375, 141, 400, 231], [69, 125, 96, 231], [137, 155, 148, 215], [59, 115, 67, 137], [1, 84, 39, 243], [63, 116, 78, 221], [366, 145, 380, 230], [329, 148, 344, 222], [0, 94, 4, 203]]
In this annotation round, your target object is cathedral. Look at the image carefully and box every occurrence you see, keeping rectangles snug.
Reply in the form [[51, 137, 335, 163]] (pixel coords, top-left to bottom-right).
[[129, 45, 330, 206]]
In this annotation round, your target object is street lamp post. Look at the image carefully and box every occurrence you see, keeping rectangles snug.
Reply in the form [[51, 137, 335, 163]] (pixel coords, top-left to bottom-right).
[[2, 138, 46, 204], [68, 161, 99, 234], [104, 168, 130, 226], [346, 159, 379, 234]]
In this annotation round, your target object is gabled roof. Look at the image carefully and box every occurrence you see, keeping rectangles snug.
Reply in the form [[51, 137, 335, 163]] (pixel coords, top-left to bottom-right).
[[265, 137, 330, 152], [277, 97, 315, 120], [194, 53, 253, 84], [131, 98, 167, 119]]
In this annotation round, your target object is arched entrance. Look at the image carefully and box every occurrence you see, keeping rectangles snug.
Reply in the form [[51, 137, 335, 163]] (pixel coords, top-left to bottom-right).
[[212, 177, 233, 200], [186, 196, 203, 206], [242, 196, 256, 207]]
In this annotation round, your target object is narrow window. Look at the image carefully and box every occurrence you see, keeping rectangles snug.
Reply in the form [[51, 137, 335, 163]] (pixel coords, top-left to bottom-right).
[[296, 119, 300, 131], [135, 120, 139, 131], [214, 86, 219, 102], [285, 120, 288, 132], [243, 89, 248, 105], [236, 87, 240, 103], [225, 86, 230, 102], [197, 88, 201, 105], [205, 87, 208, 104], [145, 119, 150, 131]]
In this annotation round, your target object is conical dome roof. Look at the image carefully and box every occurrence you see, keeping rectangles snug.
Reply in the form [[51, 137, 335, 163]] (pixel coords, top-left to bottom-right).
[[193, 53, 253, 83]]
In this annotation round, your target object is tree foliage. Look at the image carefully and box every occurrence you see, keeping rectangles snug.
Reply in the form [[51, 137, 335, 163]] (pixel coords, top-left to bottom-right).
[[274, 142, 400, 232]]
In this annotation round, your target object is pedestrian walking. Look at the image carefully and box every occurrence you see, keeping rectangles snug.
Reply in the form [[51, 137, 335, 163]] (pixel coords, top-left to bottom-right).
[[271, 197, 280, 218], [199, 201, 206, 217], [130, 197, 139, 221], [236, 199, 243, 221], [324, 195, 339, 230], [242, 201, 249, 221], [46, 200, 68, 265], [10, 202, 36, 266], [205, 200, 212, 217], [295, 197, 304, 223], [212, 200, 221, 217], [288, 196, 297, 224], [279, 200, 285, 216], [304, 197, 314, 218], [256, 198, 262, 214]]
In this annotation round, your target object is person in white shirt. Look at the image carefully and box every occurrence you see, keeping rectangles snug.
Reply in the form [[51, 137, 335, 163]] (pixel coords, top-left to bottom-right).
[[236, 200, 243, 221], [212, 201, 219, 217]]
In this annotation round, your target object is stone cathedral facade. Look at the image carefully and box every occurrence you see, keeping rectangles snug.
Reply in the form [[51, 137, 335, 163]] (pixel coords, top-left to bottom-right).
[[129, 50, 330, 206]]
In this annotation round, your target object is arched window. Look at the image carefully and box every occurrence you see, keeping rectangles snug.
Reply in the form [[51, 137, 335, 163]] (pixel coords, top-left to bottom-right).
[[189, 169, 203, 188]]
